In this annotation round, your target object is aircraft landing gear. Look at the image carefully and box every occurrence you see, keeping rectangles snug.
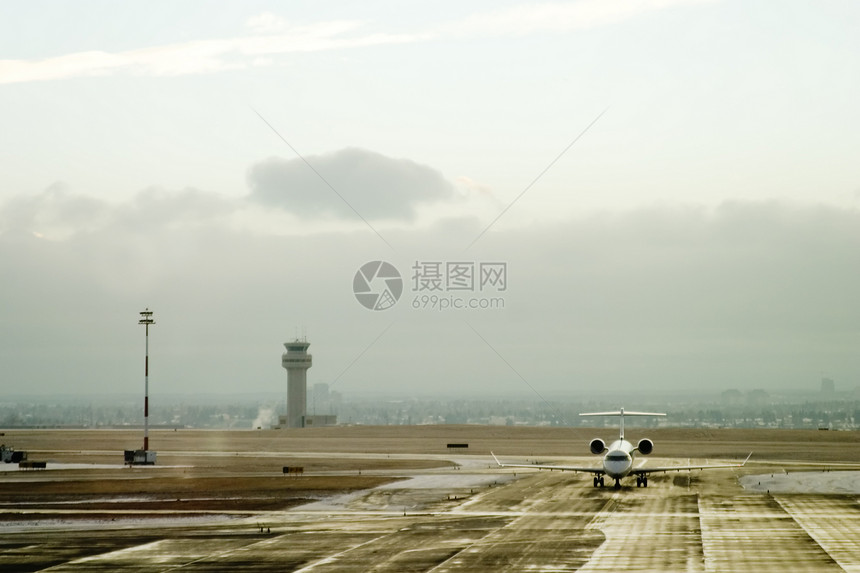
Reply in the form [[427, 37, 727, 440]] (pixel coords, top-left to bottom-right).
[[593, 476, 605, 488], [614, 479, 621, 489], [636, 475, 649, 488]]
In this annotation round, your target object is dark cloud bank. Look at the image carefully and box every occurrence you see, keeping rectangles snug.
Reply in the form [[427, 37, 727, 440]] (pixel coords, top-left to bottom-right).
[[246, 147, 455, 220], [1, 175, 859, 396]]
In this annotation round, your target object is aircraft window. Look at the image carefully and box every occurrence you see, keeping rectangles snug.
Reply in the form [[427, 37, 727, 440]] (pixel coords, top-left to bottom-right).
[[607, 454, 628, 461]]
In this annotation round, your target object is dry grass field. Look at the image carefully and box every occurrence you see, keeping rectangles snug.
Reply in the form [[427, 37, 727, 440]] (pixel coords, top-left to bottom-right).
[[7, 424, 860, 460]]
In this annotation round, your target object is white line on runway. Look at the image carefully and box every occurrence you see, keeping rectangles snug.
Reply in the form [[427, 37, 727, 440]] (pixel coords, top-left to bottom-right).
[[774, 496, 860, 572], [292, 534, 389, 572]]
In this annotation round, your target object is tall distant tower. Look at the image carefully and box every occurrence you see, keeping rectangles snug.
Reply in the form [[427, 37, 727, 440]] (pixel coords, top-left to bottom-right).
[[281, 339, 312, 428]]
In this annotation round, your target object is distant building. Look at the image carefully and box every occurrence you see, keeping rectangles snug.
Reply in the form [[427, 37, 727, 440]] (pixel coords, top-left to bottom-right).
[[721, 389, 743, 404], [312, 383, 330, 413], [821, 377, 836, 395], [303, 415, 337, 427], [747, 389, 769, 404]]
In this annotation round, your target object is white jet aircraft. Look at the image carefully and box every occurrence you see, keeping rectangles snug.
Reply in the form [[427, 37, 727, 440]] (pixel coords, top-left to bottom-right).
[[492, 408, 750, 489]]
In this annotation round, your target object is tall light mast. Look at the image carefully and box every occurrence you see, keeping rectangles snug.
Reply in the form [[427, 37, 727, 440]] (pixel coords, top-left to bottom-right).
[[139, 309, 155, 451]]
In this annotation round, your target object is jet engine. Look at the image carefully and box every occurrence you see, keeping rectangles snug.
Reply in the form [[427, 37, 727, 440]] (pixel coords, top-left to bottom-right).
[[589, 438, 606, 455], [637, 438, 654, 455]]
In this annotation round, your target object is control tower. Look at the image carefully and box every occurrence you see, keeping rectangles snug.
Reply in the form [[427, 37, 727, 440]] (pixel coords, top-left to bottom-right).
[[281, 339, 312, 428]]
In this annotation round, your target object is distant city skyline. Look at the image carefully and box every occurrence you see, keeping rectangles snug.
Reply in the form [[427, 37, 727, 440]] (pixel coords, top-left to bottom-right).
[[2, 386, 858, 430]]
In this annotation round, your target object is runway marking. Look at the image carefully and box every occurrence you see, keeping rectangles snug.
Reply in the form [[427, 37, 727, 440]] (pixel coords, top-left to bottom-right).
[[160, 535, 293, 572], [421, 472, 604, 571], [60, 540, 167, 566], [774, 495, 860, 572], [292, 534, 389, 572], [423, 514, 526, 572], [578, 489, 705, 572], [698, 494, 841, 572]]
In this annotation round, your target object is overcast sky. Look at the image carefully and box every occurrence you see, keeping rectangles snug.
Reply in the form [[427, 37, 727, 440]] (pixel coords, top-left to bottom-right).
[[1, 0, 859, 400]]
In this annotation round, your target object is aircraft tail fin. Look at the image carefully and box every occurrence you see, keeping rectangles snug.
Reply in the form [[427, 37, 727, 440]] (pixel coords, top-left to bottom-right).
[[579, 408, 666, 440]]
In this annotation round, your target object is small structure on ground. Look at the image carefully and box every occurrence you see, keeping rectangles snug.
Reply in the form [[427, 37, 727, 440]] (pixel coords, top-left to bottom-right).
[[1, 444, 27, 463]]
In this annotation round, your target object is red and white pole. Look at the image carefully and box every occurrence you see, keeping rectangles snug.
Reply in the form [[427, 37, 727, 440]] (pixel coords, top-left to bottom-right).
[[139, 309, 155, 451]]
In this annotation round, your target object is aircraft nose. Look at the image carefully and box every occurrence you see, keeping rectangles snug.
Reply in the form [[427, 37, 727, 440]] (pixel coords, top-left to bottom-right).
[[604, 450, 632, 474]]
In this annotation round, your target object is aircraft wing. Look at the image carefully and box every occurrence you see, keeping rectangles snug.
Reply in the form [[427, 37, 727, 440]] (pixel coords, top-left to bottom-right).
[[491, 452, 604, 474], [491, 452, 751, 475], [632, 453, 751, 475]]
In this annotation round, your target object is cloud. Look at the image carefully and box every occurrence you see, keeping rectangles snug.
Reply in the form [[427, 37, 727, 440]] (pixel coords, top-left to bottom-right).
[[3, 183, 857, 396], [246, 147, 456, 221], [442, 0, 715, 37], [117, 186, 237, 229], [455, 176, 496, 198], [458, 201, 860, 392], [0, 20, 417, 84], [503, 201, 860, 337], [0, 184, 235, 239], [0, 182, 111, 240], [1, 1, 713, 84], [245, 12, 291, 35]]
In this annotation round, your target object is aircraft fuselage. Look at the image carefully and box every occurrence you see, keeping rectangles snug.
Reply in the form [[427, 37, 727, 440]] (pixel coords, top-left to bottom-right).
[[602, 439, 636, 479]]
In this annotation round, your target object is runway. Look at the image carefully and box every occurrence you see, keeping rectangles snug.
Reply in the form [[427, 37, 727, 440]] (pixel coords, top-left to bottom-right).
[[4, 426, 860, 571], [4, 460, 860, 571]]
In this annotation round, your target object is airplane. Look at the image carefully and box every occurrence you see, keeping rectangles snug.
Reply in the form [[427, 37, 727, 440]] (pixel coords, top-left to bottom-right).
[[492, 408, 750, 489]]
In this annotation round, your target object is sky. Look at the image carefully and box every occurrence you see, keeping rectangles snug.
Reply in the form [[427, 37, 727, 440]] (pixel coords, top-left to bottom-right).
[[1, 0, 859, 401]]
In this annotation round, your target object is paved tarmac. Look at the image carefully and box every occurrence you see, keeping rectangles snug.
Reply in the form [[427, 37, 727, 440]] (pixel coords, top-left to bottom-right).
[[3, 455, 860, 572]]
